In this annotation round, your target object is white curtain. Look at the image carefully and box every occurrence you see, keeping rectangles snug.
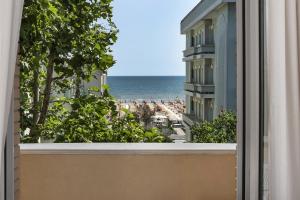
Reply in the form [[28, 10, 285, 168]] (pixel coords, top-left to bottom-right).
[[267, 0, 300, 199], [0, 0, 24, 199]]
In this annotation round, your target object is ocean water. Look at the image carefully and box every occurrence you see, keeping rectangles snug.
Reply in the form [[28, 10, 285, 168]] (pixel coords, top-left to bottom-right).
[[107, 76, 185, 100]]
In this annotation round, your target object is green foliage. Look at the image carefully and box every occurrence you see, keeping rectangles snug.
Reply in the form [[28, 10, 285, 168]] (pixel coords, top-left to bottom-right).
[[143, 128, 172, 143], [19, 0, 170, 143], [191, 111, 237, 143], [21, 89, 170, 143], [20, 0, 118, 142]]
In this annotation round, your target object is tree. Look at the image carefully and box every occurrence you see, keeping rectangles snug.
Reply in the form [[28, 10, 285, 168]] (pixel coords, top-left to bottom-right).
[[20, 0, 117, 142], [22, 90, 170, 143], [134, 103, 155, 128], [191, 111, 237, 143], [19, 0, 171, 143], [143, 128, 173, 143]]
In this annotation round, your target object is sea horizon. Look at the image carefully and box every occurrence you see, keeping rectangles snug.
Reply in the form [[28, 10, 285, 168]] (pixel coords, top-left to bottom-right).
[[108, 75, 185, 77], [107, 76, 185, 101]]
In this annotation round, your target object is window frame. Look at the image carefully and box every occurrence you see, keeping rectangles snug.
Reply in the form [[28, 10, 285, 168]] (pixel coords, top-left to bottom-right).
[[1, 0, 266, 199], [237, 0, 265, 199], [258, 0, 266, 199]]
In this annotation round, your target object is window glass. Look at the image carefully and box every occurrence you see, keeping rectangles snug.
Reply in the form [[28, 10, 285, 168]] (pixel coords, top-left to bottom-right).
[[20, 0, 237, 144]]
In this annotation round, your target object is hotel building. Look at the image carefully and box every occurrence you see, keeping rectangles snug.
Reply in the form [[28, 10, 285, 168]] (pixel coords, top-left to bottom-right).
[[181, 0, 237, 141], [62, 71, 107, 98]]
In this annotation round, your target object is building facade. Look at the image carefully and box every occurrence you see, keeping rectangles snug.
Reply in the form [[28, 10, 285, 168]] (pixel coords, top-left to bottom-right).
[[82, 71, 107, 95], [62, 71, 107, 98], [181, 0, 236, 141]]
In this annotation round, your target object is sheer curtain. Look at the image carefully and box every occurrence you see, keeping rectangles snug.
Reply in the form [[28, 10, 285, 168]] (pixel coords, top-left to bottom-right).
[[267, 0, 300, 199], [0, 0, 23, 199]]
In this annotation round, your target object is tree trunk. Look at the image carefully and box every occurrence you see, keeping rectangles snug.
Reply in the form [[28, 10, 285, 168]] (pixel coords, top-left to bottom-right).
[[75, 76, 81, 98], [38, 58, 54, 125], [30, 66, 40, 138], [32, 67, 39, 124]]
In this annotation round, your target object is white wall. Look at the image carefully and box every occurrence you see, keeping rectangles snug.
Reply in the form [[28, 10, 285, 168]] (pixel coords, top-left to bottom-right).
[[213, 3, 237, 116]]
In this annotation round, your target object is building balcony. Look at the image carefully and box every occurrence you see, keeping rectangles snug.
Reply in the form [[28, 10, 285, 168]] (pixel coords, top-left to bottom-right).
[[184, 82, 196, 91], [183, 53, 215, 62], [184, 82, 215, 93], [183, 45, 215, 57], [185, 90, 215, 99], [19, 143, 236, 200]]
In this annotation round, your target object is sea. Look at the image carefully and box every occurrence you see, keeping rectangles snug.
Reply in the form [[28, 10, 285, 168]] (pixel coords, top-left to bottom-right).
[[107, 76, 185, 101]]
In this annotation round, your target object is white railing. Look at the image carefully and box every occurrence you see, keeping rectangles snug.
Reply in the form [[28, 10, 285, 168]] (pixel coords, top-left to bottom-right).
[[20, 143, 236, 155]]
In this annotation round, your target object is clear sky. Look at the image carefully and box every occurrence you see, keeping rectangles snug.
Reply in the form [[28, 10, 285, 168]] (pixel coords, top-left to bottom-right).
[[108, 0, 200, 76]]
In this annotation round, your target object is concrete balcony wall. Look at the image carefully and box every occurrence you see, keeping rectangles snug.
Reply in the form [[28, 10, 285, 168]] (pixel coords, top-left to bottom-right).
[[194, 84, 215, 93], [184, 82, 195, 91], [20, 143, 236, 200], [183, 54, 215, 62], [184, 83, 215, 94], [183, 45, 215, 57]]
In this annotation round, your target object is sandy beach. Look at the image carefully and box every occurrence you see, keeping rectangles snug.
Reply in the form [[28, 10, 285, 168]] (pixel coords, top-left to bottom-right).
[[116, 99, 186, 141], [117, 99, 185, 121]]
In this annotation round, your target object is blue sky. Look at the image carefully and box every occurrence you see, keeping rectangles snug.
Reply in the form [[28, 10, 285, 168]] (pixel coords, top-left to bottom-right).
[[108, 0, 200, 76]]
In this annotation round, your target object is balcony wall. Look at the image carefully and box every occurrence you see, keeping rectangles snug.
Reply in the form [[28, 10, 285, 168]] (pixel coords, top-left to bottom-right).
[[183, 45, 215, 57], [20, 143, 236, 200], [185, 82, 215, 93]]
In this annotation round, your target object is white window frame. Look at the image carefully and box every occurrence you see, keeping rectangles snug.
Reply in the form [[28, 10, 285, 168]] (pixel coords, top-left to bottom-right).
[[237, 0, 264, 199], [0, 0, 266, 199]]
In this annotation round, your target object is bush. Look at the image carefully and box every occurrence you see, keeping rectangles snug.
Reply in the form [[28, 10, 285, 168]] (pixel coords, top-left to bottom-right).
[[191, 111, 236, 143], [21, 92, 171, 143]]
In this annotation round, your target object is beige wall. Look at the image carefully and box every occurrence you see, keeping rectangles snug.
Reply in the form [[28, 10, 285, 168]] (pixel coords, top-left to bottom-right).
[[20, 153, 236, 200]]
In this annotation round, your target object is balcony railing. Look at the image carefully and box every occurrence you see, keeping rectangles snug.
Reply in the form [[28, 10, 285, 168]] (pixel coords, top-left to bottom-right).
[[20, 143, 236, 200], [184, 82, 195, 91], [183, 45, 215, 57], [184, 82, 215, 93]]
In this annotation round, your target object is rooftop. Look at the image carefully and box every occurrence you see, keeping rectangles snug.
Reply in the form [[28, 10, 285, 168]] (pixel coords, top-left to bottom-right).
[[181, 0, 236, 34]]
